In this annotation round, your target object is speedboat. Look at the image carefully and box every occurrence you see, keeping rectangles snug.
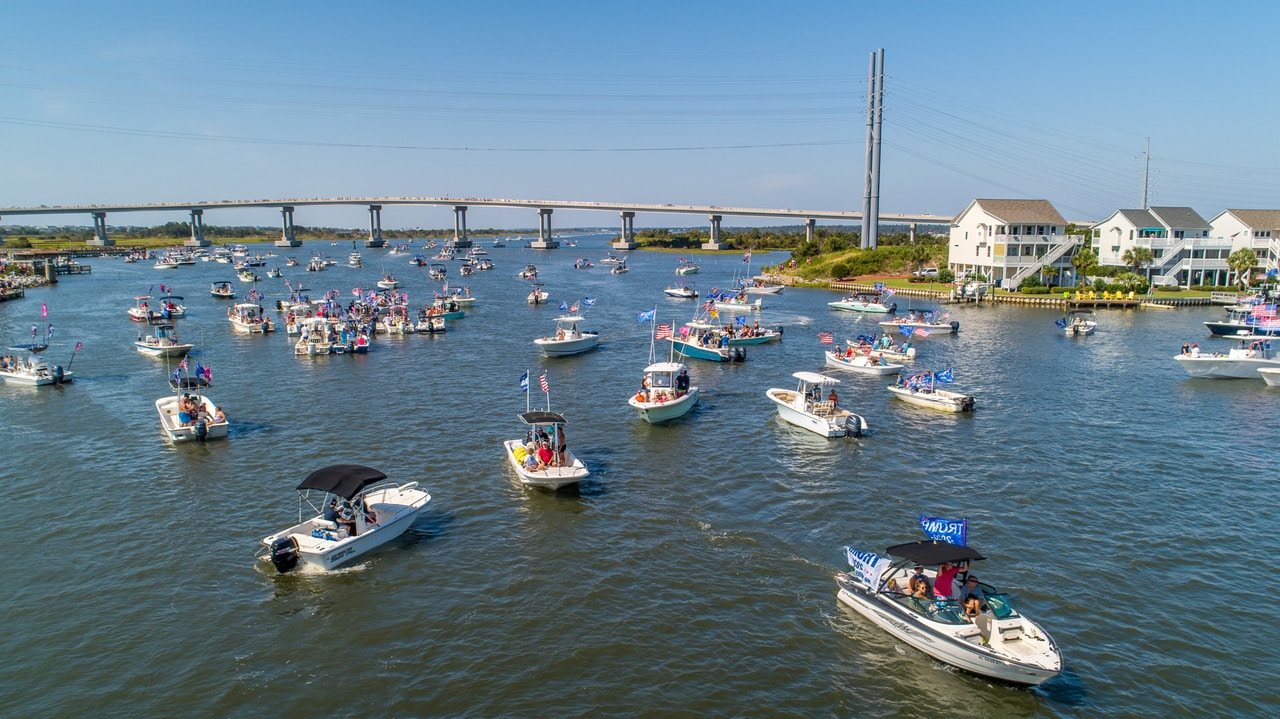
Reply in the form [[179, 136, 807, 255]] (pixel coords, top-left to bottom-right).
[[519, 264, 539, 279], [127, 295, 160, 322], [1174, 337, 1280, 378], [259, 464, 431, 573], [527, 283, 549, 305], [574, 258, 593, 269], [664, 283, 699, 299], [740, 276, 785, 294], [429, 263, 448, 280], [765, 371, 867, 437], [0, 345, 72, 386], [377, 274, 399, 290], [825, 349, 902, 375], [135, 323, 193, 357], [1259, 367, 1280, 385], [415, 309, 447, 334], [709, 292, 762, 312], [675, 258, 700, 275], [848, 337, 916, 363], [475, 258, 494, 271], [1058, 309, 1096, 336], [238, 269, 259, 283], [155, 389, 227, 442], [227, 303, 275, 334], [835, 539, 1063, 686], [1203, 306, 1280, 337], [503, 410, 589, 490], [210, 281, 235, 299], [266, 267, 282, 278], [628, 362, 698, 424], [610, 262, 630, 275], [600, 252, 624, 265], [534, 314, 600, 357], [347, 252, 362, 267], [153, 259, 180, 270], [887, 371, 975, 412], [829, 292, 897, 314], [154, 295, 187, 319], [878, 310, 958, 335]]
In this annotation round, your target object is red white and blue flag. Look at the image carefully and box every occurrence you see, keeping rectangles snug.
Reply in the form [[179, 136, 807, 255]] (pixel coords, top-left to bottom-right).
[[743, 251, 752, 263], [655, 323, 673, 340], [818, 331, 834, 345], [539, 373, 549, 393], [179, 356, 189, 370]]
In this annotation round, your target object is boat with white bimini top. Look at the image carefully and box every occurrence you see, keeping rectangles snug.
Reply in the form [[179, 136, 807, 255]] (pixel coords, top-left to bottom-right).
[[628, 320, 699, 424], [1174, 336, 1280, 378], [825, 349, 903, 375], [534, 315, 599, 357], [127, 295, 161, 322], [135, 323, 193, 357], [0, 344, 74, 386], [829, 291, 897, 314], [227, 303, 275, 334], [836, 539, 1062, 686], [765, 371, 867, 437], [887, 369, 975, 412], [519, 263, 539, 279], [258, 464, 431, 573]]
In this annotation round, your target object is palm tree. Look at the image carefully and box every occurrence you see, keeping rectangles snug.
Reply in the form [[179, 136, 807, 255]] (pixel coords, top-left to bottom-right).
[[1071, 247, 1098, 288], [1122, 247, 1154, 276], [1228, 248, 1258, 288]]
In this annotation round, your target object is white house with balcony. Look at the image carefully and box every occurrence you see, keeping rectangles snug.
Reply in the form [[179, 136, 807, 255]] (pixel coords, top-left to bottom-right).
[[1090, 206, 1230, 287], [1207, 209, 1280, 277], [949, 199, 1081, 289]]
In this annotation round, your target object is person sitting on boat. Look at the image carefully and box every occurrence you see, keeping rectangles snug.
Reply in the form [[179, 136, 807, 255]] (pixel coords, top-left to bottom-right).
[[845, 345, 855, 360], [536, 442, 555, 468], [334, 500, 358, 537], [1181, 342, 1191, 355], [213, 406, 226, 423], [1190, 343, 1201, 357], [908, 574, 933, 612], [555, 327, 566, 341], [675, 369, 690, 396], [959, 575, 987, 621]]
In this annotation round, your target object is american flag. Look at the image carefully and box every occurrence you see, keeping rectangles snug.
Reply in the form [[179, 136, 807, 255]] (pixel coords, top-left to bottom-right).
[[818, 331, 834, 345], [655, 323, 673, 340], [179, 356, 189, 370], [539, 373, 550, 392], [743, 250, 752, 263]]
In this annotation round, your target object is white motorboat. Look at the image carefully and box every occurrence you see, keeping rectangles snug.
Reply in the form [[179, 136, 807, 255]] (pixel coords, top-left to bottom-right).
[[377, 274, 399, 290], [610, 262, 630, 275], [887, 371, 975, 412], [155, 391, 227, 442], [135, 323, 193, 357], [414, 310, 447, 334], [1174, 337, 1280, 378], [709, 291, 762, 312], [740, 277, 785, 294], [503, 410, 589, 490], [227, 303, 275, 334], [825, 350, 902, 375], [0, 345, 73, 386], [664, 283, 699, 299], [153, 295, 186, 319], [675, 258, 700, 275], [574, 258, 593, 269], [127, 295, 160, 322], [519, 264, 539, 279], [527, 283, 549, 305], [847, 337, 916, 363], [534, 314, 600, 357], [836, 540, 1063, 686], [600, 252, 624, 265], [429, 263, 448, 280], [259, 464, 431, 573], [1058, 309, 1097, 336], [878, 310, 958, 336], [1258, 367, 1280, 385], [210, 281, 235, 299], [1204, 306, 1280, 337], [347, 251, 362, 267], [153, 259, 180, 270], [238, 269, 260, 283], [628, 362, 698, 424], [765, 371, 867, 438], [829, 291, 897, 314]]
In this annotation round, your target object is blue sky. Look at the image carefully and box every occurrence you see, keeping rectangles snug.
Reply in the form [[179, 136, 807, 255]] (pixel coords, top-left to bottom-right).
[[3, 1, 1279, 230]]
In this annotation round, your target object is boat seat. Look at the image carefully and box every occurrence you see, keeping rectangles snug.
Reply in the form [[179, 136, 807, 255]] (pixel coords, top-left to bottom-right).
[[812, 400, 834, 416], [314, 519, 338, 531]]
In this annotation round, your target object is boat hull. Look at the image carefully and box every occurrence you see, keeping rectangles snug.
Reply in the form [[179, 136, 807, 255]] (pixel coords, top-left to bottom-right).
[[1174, 355, 1280, 378], [825, 351, 902, 375], [628, 388, 699, 424], [0, 367, 72, 386], [766, 388, 865, 437], [887, 385, 975, 412], [1259, 367, 1280, 385], [135, 341, 193, 357], [835, 581, 1061, 686], [1204, 320, 1280, 337], [155, 395, 229, 441], [671, 339, 744, 363], [534, 334, 600, 357], [502, 440, 589, 489]]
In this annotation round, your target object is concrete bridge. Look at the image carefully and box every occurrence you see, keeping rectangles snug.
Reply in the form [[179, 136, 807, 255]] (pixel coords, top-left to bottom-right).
[[0, 196, 952, 250]]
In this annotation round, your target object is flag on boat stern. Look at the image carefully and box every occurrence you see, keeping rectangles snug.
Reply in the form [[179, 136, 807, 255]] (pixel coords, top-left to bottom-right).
[[818, 331, 834, 345], [845, 548, 893, 587], [539, 373, 549, 393], [934, 368, 954, 384], [655, 324, 673, 340], [920, 516, 968, 546]]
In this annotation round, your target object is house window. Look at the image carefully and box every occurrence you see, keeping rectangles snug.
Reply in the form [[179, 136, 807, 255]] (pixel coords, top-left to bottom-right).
[[1129, 230, 1134, 240], [1111, 246, 1120, 253], [1093, 229, 1100, 238]]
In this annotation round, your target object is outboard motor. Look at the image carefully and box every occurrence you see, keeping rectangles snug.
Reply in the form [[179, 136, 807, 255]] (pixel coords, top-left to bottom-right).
[[887, 302, 897, 314], [950, 320, 960, 333], [269, 536, 300, 573], [52, 366, 64, 384], [194, 419, 208, 442], [774, 325, 784, 336], [731, 347, 746, 363]]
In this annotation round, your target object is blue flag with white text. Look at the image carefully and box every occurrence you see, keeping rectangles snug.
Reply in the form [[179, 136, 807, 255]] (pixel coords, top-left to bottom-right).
[[519, 371, 529, 393], [560, 300, 569, 311], [920, 515, 967, 546], [637, 307, 656, 323]]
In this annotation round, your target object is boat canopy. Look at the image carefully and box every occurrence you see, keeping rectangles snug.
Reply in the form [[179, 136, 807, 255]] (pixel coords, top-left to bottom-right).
[[296, 464, 388, 499], [885, 540, 986, 566], [643, 362, 686, 373], [794, 371, 839, 385], [158, 295, 184, 301], [1068, 309, 1095, 315], [518, 411, 566, 426]]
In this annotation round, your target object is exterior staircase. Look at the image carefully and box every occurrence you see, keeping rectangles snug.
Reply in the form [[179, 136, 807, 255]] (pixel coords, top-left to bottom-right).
[[1009, 236, 1080, 286]]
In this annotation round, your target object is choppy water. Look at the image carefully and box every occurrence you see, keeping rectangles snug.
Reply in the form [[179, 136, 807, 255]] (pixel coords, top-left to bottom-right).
[[2, 239, 1277, 718]]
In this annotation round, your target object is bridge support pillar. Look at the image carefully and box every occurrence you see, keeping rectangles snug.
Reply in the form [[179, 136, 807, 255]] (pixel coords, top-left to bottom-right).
[[366, 205, 386, 248], [529, 208, 559, 249], [909, 222, 917, 244], [613, 211, 638, 250], [805, 218, 816, 244], [185, 209, 209, 247], [87, 212, 114, 246], [451, 205, 472, 248], [275, 206, 300, 248], [701, 214, 724, 251]]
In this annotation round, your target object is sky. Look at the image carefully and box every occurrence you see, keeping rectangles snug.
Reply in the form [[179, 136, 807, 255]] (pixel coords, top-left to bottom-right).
[[3, 0, 1280, 231]]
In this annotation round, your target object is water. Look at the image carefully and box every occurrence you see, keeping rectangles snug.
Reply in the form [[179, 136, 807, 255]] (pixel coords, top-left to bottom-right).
[[2, 240, 1277, 718]]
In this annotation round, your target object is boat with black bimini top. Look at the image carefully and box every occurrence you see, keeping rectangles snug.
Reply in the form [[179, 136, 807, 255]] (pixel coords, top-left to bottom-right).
[[503, 371, 589, 490]]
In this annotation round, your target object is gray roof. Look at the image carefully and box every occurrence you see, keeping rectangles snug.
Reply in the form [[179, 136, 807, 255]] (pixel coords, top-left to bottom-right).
[[1225, 209, 1280, 231], [1116, 209, 1158, 228], [968, 199, 1067, 225], [1148, 206, 1209, 230]]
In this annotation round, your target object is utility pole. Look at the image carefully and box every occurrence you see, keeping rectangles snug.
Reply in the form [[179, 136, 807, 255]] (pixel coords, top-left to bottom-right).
[[869, 48, 885, 250], [1141, 137, 1150, 209], [861, 51, 877, 249]]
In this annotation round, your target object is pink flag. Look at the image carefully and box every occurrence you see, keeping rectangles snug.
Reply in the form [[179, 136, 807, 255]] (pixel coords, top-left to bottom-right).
[[41, 303, 48, 318]]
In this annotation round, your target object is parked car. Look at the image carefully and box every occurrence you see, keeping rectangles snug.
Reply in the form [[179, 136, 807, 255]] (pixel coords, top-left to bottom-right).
[[913, 267, 939, 278]]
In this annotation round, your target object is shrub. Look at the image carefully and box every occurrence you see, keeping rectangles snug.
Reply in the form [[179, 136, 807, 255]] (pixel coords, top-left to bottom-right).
[[938, 269, 955, 282], [829, 262, 850, 279], [1020, 275, 1044, 288], [1021, 286, 1052, 294], [1153, 285, 1183, 293]]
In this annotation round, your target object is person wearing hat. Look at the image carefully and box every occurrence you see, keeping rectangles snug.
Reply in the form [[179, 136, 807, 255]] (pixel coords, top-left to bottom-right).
[[959, 575, 987, 621], [675, 368, 690, 396]]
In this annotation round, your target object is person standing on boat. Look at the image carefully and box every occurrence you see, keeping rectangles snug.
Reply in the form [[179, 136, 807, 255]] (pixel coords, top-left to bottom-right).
[[827, 388, 839, 407], [555, 427, 568, 468], [933, 561, 967, 600], [676, 369, 690, 396]]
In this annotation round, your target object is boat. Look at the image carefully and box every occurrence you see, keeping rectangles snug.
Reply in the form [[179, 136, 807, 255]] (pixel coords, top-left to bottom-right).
[[135, 323, 193, 357], [664, 283, 699, 299], [825, 349, 903, 375], [154, 295, 187, 319], [444, 286, 477, 306], [1174, 337, 1280, 378], [210, 281, 235, 299], [347, 252, 362, 267], [533, 313, 599, 357], [127, 295, 160, 322], [155, 387, 227, 442], [0, 344, 73, 386], [671, 328, 746, 363], [829, 291, 898, 314], [519, 264, 539, 279], [238, 269, 260, 283], [467, 247, 488, 257], [502, 405, 589, 491], [153, 259, 179, 270], [527, 283, 549, 305], [491, 238, 505, 247], [227, 303, 275, 334], [835, 539, 1062, 686], [600, 252, 624, 265], [847, 337, 916, 363], [709, 291, 762, 312], [765, 371, 867, 437], [675, 258, 700, 275], [684, 313, 782, 346], [629, 318, 699, 424], [266, 267, 283, 278], [878, 310, 959, 335], [377, 274, 399, 290], [610, 261, 630, 275], [430, 297, 466, 320], [574, 258, 593, 269], [475, 258, 494, 271], [378, 306, 416, 335], [414, 309, 447, 334], [429, 263, 448, 280], [1259, 367, 1280, 385], [258, 464, 432, 573], [1057, 309, 1097, 336], [293, 317, 335, 356], [887, 370, 975, 412], [740, 276, 785, 294], [459, 262, 474, 276], [1203, 306, 1280, 337]]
